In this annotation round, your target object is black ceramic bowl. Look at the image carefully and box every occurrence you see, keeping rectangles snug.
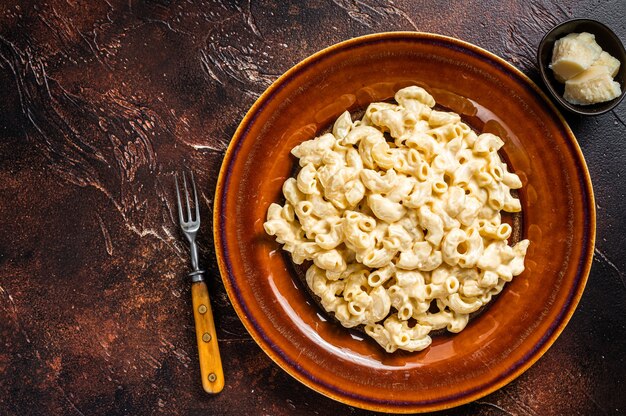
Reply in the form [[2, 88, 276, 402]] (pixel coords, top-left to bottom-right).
[[538, 19, 626, 116]]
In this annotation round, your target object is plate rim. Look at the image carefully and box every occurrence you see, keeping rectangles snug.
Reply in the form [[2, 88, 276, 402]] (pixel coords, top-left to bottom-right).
[[213, 31, 596, 413]]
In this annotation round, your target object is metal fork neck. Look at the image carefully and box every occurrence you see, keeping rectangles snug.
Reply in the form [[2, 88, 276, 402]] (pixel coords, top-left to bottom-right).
[[188, 240, 204, 282], [189, 240, 200, 269]]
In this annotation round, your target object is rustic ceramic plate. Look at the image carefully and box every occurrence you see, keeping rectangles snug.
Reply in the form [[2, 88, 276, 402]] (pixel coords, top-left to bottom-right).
[[214, 32, 595, 413]]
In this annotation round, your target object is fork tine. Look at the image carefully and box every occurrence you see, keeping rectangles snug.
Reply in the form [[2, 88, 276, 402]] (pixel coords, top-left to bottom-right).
[[182, 171, 193, 222], [191, 171, 200, 223], [175, 174, 185, 225]]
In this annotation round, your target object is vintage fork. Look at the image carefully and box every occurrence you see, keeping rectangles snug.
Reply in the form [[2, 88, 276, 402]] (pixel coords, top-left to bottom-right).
[[175, 172, 224, 394]]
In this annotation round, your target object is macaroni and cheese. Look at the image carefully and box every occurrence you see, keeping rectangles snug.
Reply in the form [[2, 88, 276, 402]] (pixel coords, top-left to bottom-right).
[[264, 86, 530, 353]]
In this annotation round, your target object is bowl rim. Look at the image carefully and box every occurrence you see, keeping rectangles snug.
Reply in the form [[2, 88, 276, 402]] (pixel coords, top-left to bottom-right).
[[537, 18, 626, 116], [214, 31, 596, 412]]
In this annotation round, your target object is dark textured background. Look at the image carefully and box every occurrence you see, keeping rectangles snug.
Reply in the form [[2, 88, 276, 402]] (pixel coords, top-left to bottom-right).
[[1, 1, 625, 415]]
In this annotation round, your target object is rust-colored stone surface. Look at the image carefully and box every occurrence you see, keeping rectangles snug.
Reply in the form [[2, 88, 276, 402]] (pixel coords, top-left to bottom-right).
[[0, 1, 625, 415]]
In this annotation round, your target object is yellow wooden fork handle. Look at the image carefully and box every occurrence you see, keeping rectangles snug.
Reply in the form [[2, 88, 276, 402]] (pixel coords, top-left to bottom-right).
[[191, 280, 224, 393]]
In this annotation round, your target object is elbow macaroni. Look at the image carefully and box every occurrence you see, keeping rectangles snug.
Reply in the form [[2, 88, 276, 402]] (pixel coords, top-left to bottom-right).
[[264, 86, 530, 353]]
